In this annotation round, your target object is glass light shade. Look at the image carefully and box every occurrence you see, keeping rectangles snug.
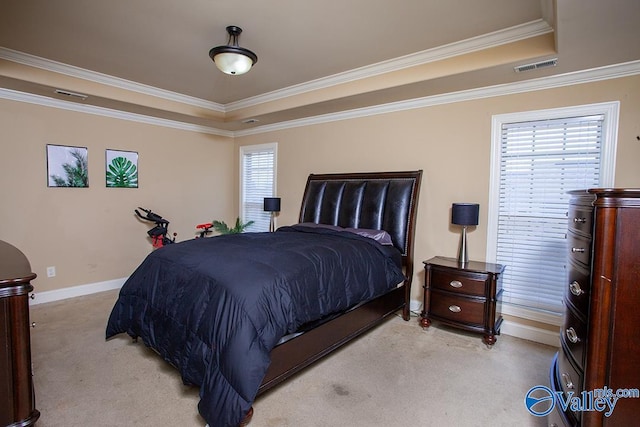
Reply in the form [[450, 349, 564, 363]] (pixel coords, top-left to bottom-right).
[[213, 52, 254, 75]]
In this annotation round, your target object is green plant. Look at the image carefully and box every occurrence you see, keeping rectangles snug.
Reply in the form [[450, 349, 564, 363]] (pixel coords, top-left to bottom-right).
[[212, 217, 255, 234], [50, 148, 89, 187], [106, 156, 138, 188]]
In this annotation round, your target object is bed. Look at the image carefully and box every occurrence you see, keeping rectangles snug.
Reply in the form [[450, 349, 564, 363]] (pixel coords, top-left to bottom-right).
[[105, 170, 422, 427]]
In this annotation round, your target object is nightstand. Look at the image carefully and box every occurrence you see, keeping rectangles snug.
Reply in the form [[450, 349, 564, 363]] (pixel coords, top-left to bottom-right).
[[419, 256, 505, 346]]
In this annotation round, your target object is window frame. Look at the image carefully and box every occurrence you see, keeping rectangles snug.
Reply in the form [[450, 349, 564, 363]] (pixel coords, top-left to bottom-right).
[[239, 142, 278, 232], [487, 101, 619, 323]]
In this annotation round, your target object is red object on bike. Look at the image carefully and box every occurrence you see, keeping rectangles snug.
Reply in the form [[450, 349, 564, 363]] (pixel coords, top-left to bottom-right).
[[197, 223, 213, 229], [152, 235, 164, 248]]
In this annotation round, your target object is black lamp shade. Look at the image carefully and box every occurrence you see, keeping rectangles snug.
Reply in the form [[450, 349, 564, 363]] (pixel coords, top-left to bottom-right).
[[264, 197, 281, 212], [452, 203, 479, 226]]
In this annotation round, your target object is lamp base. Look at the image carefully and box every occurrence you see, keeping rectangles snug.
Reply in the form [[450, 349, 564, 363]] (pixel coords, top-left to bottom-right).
[[457, 226, 468, 265], [269, 213, 275, 232]]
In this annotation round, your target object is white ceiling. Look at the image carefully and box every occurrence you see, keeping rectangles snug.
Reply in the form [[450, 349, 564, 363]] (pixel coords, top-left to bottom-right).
[[1, 0, 639, 132]]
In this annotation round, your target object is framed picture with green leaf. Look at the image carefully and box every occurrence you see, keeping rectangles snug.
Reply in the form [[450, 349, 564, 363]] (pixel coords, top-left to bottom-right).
[[47, 144, 89, 188], [106, 149, 138, 188]]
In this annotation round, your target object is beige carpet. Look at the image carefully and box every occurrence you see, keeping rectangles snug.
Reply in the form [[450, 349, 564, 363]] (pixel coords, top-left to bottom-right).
[[29, 290, 556, 426]]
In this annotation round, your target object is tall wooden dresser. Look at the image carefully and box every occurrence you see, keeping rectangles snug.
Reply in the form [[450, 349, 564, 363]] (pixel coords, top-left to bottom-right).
[[549, 189, 640, 426], [0, 240, 40, 426]]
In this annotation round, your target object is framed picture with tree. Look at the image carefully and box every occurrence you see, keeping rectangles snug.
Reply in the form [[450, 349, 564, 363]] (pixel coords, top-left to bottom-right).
[[105, 149, 138, 188], [46, 144, 89, 188]]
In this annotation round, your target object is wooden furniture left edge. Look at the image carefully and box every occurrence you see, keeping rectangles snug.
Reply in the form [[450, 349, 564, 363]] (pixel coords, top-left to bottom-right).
[[0, 240, 40, 427]]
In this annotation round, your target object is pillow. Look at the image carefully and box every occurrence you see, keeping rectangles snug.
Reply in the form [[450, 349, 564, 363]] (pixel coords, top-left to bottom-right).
[[295, 223, 394, 245], [295, 222, 344, 232], [344, 228, 394, 246]]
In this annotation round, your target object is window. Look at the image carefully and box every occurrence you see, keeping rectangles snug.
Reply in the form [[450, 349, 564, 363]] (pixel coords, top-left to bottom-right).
[[239, 143, 277, 232], [487, 102, 618, 316]]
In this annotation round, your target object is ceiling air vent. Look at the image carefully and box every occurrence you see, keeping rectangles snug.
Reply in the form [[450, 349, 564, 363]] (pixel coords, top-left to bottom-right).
[[54, 89, 88, 100], [514, 58, 558, 73]]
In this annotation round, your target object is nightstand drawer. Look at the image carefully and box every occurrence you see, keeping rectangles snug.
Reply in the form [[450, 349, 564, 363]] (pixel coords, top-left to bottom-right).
[[430, 291, 485, 325], [430, 269, 487, 296]]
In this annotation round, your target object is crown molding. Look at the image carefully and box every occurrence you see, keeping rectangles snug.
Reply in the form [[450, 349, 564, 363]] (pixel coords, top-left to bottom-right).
[[1, 19, 551, 115], [0, 87, 234, 137], [0, 47, 226, 113], [2, 58, 638, 138], [234, 60, 640, 137], [226, 19, 553, 111]]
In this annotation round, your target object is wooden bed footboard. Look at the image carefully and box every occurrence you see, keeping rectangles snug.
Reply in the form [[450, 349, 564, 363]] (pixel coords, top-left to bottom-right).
[[258, 283, 407, 395]]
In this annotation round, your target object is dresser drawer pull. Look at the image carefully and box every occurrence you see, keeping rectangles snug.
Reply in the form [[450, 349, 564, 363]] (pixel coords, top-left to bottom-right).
[[571, 247, 585, 253], [566, 327, 580, 344], [448, 305, 461, 313], [561, 372, 575, 390], [573, 217, 587, 223], [449, 280, 463, 288], [569, 281, 584, 296]]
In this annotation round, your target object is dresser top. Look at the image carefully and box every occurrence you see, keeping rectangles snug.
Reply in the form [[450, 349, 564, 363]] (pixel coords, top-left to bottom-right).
[[569, 188, 640, 207], [0, 240, 36, 286], [568, 188, 640, 196]]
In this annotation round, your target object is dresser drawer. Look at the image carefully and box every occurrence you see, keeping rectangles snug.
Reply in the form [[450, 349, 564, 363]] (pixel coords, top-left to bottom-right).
[[568, 203, 593, 237], [430, 269, 487, 297], [565, 260, 590, 318], [567, 231, 591, 268], [549, 354, 579, 427], [557, 349, 584, 423], [561, 307, 587, 370], [430, 291, 485, 325]]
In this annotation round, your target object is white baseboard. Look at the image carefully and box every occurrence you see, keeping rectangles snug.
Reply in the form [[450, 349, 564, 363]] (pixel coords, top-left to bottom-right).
[[409, 299, 422, 313], [501, 319, 560, 347], [30, 277, 127, 305]]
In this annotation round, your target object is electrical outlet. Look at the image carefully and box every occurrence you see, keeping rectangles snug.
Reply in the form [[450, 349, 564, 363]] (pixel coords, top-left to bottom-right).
[[46, 266, 56, 277]]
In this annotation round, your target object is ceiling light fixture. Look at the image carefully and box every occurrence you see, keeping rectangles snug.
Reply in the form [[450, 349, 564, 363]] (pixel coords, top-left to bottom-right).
[[209, 26, 258, 75]]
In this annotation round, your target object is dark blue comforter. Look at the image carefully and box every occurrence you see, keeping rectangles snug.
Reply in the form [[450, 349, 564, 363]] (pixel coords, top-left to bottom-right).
[[105, 225, 405, 426]]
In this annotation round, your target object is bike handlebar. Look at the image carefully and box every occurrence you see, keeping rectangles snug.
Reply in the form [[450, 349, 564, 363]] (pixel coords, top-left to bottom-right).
[[135, 207, 169, 225]]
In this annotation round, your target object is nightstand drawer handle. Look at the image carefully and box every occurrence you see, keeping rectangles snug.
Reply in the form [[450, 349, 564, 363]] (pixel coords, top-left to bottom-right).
[[571, 247, 585, 253], [449, 280, 463, 288], [573, 217, 586, 223], [569, 281, 584, 296], [448, 305, 461, 313], [566, 327, 580, 344], [561, 372, 575, 390]]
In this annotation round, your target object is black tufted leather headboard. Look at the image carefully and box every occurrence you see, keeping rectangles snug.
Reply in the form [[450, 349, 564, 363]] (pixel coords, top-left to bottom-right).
[[299, 171, 422, 279]]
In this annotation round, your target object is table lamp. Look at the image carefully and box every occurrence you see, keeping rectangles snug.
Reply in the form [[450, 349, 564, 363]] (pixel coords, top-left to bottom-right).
[[263, 197, 281, 232], [452, 203, 479, 265]]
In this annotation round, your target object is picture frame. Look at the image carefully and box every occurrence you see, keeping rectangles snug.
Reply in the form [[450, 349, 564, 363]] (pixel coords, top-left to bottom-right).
[[46, 144, 89, 188], [106, 149, 138, 188]]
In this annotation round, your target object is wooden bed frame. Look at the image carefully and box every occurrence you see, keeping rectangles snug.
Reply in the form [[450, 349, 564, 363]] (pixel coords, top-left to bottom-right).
[[243, 170, 422, 425]]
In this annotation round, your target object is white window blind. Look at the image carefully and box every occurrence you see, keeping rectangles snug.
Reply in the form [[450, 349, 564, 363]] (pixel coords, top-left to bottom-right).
[[240, 143, 277, 232], [496, 115, 604, 313]]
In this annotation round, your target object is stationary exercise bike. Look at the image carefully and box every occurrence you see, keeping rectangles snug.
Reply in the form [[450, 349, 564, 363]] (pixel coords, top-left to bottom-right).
[[195, 222, 214, 238], [134, 207, 176, 248]]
